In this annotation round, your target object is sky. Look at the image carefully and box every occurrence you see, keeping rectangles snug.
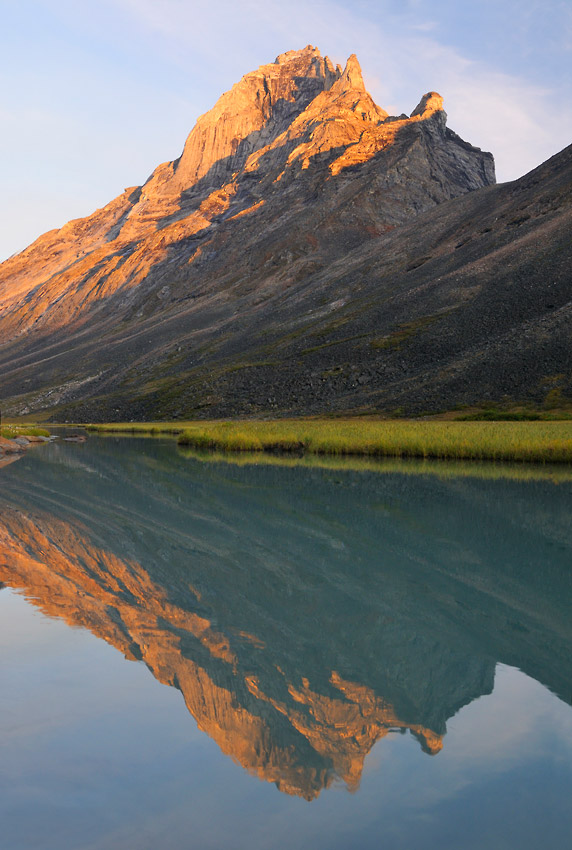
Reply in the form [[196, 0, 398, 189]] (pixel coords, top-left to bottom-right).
[[1, 0, 571, 261]]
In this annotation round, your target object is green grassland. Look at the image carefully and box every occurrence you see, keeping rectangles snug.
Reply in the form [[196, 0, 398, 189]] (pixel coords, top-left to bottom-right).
[[84, 419, 572, 464]]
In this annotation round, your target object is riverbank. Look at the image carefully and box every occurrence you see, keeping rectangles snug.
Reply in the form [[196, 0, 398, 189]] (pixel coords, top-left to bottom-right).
[[0, 426, 52, 463], [84, 419, 572, 464], [1, 425, 51, 440]]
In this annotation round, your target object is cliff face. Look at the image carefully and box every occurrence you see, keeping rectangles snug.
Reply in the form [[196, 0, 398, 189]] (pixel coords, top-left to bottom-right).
[[0, 45, 512, 419]]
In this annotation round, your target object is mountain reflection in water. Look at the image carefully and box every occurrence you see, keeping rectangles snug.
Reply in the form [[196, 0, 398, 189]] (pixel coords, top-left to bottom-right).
[[0, 438, 570, 800]]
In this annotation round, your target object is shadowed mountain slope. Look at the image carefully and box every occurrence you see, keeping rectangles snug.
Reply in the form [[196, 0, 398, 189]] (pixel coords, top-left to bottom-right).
[[0, 45, 518, 419]]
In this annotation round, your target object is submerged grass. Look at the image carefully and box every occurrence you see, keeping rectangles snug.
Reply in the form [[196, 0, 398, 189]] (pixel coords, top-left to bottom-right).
[[85, 419, 572, 464]]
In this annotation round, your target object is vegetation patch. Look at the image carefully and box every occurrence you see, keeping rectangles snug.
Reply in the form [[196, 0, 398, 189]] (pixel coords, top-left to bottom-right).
[[84, 422, 185, 435], [1, 425, 50, 439], [371, 315, 440, 350], [458, 409, 543, 421], [457, 400, 572, 421]]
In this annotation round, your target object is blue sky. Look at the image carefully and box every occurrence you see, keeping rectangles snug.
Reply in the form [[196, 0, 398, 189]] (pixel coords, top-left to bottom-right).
[[1, 0, 570, 260]]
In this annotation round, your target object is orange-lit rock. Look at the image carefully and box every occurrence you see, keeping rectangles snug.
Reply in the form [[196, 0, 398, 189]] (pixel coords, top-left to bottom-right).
[[0, 436, 26, 454]]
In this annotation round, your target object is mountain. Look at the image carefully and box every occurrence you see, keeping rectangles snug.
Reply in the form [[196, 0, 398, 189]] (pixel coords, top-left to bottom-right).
[[1, 439, 571, 798], [0, 45, 569, 420]]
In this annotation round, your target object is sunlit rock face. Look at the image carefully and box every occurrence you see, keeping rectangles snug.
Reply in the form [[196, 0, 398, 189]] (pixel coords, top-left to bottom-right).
[[1, 440, 571, 798], [0, 46, 501, 419]]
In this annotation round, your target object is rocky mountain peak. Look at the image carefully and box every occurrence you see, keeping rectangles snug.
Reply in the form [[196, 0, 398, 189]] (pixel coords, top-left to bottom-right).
[[318, 51, 388, 124], [275, 44, 322, 64], [170, 46, 341, 190], [338, 53, 366, 93], [411, 91, 445, 120]]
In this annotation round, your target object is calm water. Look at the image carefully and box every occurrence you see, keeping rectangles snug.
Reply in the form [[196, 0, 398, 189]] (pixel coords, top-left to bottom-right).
[[0, 437, 571, 850]]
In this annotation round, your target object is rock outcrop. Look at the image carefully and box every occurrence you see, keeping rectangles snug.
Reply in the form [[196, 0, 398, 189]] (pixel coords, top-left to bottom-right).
[[0, 436, 26, 455]]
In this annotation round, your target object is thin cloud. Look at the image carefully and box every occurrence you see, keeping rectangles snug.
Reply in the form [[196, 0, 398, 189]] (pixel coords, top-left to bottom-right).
[[112, 0, 571, 180], [411, 21, 439, 32]]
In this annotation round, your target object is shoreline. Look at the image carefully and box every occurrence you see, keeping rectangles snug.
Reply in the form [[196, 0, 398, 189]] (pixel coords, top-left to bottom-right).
[[0, 426, 54, 463]]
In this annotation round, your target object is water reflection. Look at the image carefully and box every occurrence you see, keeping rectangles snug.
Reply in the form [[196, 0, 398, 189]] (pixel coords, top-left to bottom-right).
[[0, 439, 570, 800]]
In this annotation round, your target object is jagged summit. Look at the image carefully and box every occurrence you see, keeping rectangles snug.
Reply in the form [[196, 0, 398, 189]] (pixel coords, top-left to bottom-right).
[[172, 45, 342, 188], [338, 53, 366, 92], [275, 44, 328, 64], [411, 91, 444, 118]]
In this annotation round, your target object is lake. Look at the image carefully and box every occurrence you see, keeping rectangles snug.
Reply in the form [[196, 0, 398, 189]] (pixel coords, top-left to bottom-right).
[[1, 437, 571, 849]]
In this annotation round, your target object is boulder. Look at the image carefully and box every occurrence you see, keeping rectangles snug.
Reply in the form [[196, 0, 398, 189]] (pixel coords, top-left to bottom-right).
[[0, 436, 26, 454]]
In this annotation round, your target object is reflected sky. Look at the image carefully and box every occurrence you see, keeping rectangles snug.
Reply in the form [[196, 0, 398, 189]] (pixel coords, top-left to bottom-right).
[[1, 438, 571, 849]]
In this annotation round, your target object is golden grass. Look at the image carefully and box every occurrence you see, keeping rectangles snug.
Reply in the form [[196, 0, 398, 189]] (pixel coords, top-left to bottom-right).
[[84, 419, 572, 464]]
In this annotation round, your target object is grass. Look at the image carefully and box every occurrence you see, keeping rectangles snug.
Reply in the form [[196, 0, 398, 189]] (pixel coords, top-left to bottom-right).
[[85, 422, 184, 435], [1, 425, 50, 439], [84, 419, 572, 464]]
